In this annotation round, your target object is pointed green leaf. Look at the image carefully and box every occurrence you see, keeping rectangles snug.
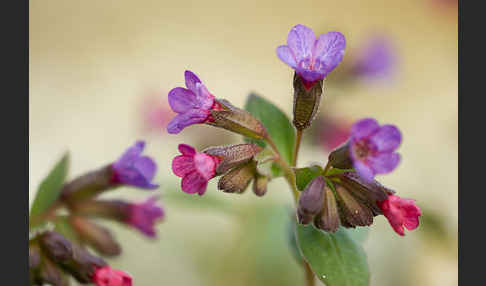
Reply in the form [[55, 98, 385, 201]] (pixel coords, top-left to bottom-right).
[[296, 224, 370, 286], [244, 93, 295, 165], [294, 165, 324, 191], [30, 152, 69, 222]]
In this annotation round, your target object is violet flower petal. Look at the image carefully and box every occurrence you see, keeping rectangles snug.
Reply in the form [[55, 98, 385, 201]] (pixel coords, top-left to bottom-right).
[[134, 156, 157, 181], [313, 31, 346, 75], [168, 87, 197, 113], [287, 24, 316, 63], [167, 109, 209, 134], [350, 118, 380, 140], [185, 70, 202, 93], [370, 125, 402, 152], [354, 160, 375, 182], [368, 152, 401, 174], [276, 45, 297, 68]]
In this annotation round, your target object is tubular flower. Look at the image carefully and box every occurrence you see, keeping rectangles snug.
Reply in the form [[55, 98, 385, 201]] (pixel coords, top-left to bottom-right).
[[349, 118, 402, 182], [93, 266, 132, 286], [352, 35, 397, 80], [172, 144, 221, 195], [167, 70, 223, 134], [111, 141, 159, 189], [128, 196, 164, 237], [378, 194, 422, 236], [276, 24, 346, 88]]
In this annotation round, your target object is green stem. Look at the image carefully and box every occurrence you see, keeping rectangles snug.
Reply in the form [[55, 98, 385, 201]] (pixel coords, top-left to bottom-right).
[[265, 133, 315, 286], [292, 130, 303, 167]]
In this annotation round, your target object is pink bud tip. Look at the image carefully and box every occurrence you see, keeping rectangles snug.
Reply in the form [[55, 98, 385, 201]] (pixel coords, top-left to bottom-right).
[[93, 266, 132, 286]]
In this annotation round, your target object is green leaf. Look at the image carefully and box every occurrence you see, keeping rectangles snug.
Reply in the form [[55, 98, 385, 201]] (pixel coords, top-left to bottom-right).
[[244, 93, 295, 165], [296, 224, 370, 286], [294, 165, 324, 191], [30, 152, 69, 223]]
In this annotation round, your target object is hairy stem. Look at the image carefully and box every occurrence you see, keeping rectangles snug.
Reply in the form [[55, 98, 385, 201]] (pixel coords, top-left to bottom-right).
[[292, 130, 303, 166], [265, 134, 315, 286]]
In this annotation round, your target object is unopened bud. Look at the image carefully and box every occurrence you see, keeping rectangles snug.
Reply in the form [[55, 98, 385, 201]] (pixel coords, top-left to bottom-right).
[[38, 231, 107, 283], [29, 240, 41, 271], [38, 256, 69, 286], [297, 176, 326, 224], [60, 165, 116, 203], [337, 172, 390, 215], [335, 184, 374, 227], [252, 173, 269, 196], [71, 216, 121, 257], [218, 160, 257, 193], [203, 143, 263, 175], [315, 185, 341, 233], [208, 99, 268, 139], [38, 231, 74, 264], [292, 73, 324, 130], [327, 142, 353, 170]]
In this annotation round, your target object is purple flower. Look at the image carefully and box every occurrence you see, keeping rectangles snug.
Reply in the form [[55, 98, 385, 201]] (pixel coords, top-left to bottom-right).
[[128, 196, 164, 238], [349, 118, 402, 182], [112, 141, 159, 189], [171, 144, 221, 195], [351, 36, 397, 80], [277, 24, 346, 88], [167, 70, 223, 134]]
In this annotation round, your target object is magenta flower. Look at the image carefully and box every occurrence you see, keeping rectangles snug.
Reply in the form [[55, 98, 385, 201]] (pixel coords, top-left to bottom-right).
[[167, 70, 222, 134], [349, 118, 402, 182], [276, 24, 346, 88], [172, 144, 221, 195], [352, 35, 396, 80], [127, 196, 164, 237], [93, 266, 132, 286], [112, 141, 159, 189], [378, 194, 421, 236]]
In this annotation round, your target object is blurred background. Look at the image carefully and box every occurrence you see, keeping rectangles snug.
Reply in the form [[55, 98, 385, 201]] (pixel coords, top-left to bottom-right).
[[29, 0, 457, 285]]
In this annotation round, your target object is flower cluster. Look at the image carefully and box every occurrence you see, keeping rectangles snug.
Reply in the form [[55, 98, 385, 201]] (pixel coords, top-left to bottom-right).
[[29, 141, 163, 285], [165, 24, 420, 239]]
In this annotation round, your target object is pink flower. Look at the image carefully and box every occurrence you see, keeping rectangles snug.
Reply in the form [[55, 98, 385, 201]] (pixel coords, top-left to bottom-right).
[[172, 144, 221, 195], [378, 194, 422, 236], [93, 266, 132, 286]]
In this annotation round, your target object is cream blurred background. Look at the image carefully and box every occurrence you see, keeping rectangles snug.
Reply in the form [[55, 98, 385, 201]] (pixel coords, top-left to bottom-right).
[[30, 0, 457, 285]]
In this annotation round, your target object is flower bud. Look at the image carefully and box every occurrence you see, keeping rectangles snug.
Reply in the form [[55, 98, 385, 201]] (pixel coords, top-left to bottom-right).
[[297, 176, 326, 224], [217, 160, 257, 194], [337, 172, 390, 215], [39, 231, 107, 283], [38, 256, 69, 286], [252, 173, 269, 196], [29, 240, 41, 271], [203, 143, 263, 175], [327, 142, 353, 170], [208, 98, 268, 139], [38, 231, 74, 264], [335, 183, 374, 227], [60, 165, 115, 203], [314, 185, 341, 233], [292, 72, 324, 130], [70, 216, 121, 257]]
